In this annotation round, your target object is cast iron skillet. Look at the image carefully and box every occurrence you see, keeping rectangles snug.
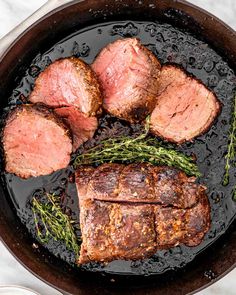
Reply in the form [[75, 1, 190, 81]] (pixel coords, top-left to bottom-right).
[[0, 1, 235, 294]]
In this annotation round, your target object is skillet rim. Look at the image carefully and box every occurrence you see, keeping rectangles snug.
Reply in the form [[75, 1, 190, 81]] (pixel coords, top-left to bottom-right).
[[0, 1, 235, 294]]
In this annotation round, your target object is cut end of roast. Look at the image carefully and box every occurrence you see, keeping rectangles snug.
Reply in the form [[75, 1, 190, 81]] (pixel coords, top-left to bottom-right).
[[92, 38, 161, 122], [150, 65, 221, 143], [3, 105, 72, 179], [30, 57, 102, 116], [55, 106, 98, 151]]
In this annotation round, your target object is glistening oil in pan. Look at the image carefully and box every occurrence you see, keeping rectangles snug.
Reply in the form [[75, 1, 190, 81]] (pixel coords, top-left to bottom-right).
[[3, 21, 236, 276]]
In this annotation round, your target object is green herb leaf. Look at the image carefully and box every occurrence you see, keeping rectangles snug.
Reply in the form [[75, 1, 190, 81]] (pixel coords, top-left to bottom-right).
[[74, 118, 201, 177], [233, 185, 236, 202], [32, 194, 80, 260], [223, 93, 236, 186]]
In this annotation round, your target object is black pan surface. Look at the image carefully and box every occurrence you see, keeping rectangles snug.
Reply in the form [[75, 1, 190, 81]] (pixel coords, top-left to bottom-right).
[[2, 20, 236, 276]]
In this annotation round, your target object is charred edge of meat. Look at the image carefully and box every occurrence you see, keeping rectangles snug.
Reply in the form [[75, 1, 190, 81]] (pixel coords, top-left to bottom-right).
[[78, 200, 157, 264], [184, 191, 211, 247], [69, 57, 103, 116], [151, 63, 222, 144], [75, 163, 204, 209], [76, 164, 211, 263], [126, 104, 153, 123]]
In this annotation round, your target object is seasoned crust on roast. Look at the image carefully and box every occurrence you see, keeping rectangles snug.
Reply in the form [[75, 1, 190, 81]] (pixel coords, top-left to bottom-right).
[[76, 163, 211, 264], [30, 57, 103, 116], [3, 104, 72, 179], [92, 38, 161, 122], [78, 197, 211, 264], [76, 163, 203, 209], [154, 192, 211, 249], [150, 64, 221, 143], [79, 200, 156, 264]]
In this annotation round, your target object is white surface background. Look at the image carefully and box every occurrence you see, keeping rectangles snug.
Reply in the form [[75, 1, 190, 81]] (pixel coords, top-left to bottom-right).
[[0, 0, 235, 294]]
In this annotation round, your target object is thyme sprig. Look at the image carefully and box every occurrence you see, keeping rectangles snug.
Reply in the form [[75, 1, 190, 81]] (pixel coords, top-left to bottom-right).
[[232, 185, 236, 202], [74, 118, 201, 177], [223, 93, 236, 186], [32, 194, 80, 258]]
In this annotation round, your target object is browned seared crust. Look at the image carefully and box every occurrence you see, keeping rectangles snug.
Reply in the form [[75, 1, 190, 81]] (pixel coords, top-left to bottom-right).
[[120, 45, 161, 122], [78, 197, 210, 264], [79, 200, 156, 264], [76, 163, 202, 208], [154, 192, 210, 248], [76, 163, 211, 264], [69, 57, 103, 116]]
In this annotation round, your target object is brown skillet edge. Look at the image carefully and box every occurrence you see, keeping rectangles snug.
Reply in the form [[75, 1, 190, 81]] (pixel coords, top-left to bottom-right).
[[0, 1, 235, 295]]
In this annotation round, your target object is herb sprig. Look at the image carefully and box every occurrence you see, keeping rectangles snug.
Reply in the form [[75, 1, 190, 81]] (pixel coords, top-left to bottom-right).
[[32, 194, 80, 259], [233, 188, 236, 202], [223, 93, 236, 186], [74, 118, 200, 177]]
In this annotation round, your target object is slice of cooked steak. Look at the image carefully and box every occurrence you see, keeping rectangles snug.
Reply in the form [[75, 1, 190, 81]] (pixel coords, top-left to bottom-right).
[[3, 105, 72, 179], [79, 200, 156, 264], [55, 106, 98, 151], [30, 57, 102, 116], [150, 65, 221, 143], [76, 163, 202, 208], [92, 38, 161, 122]]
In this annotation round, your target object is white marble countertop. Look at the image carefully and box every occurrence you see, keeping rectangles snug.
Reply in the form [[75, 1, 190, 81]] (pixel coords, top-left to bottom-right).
[[0, 0, 235, 294]]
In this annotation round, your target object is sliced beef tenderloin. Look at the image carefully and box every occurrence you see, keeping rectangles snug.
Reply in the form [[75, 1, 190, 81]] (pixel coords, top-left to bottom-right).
[[55, 106, 98, 151], [79, 200, 156, 264], [154, 192, 211, 248], [76, 163, 202, 209], [30, 57, 102, 116], [184, 191, 211, 247], [77, 179, 210, 264], [92, 38, 161, 122], [76, 163, 211, 264], [3, 105, 72, 179], [150, 65, 221, 143], [76, 163, 124, 202]]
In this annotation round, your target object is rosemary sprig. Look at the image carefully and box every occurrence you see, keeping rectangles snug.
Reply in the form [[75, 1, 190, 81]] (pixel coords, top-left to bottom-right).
[[32, 194, 80, 258], [223, 93, 236, 186], [74, 119, 201, 177]]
